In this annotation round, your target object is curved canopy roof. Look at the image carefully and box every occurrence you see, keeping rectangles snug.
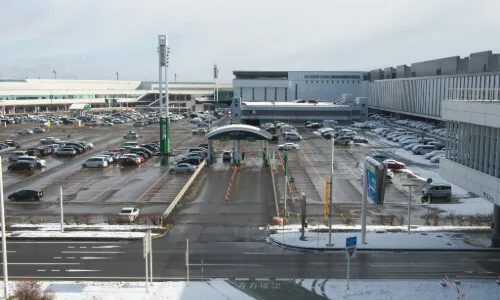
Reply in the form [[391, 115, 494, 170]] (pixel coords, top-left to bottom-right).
[[204, 124, 272, 140]]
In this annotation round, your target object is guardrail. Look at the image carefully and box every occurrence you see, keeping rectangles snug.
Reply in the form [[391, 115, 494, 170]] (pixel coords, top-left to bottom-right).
[[162, 160, 206, 218]]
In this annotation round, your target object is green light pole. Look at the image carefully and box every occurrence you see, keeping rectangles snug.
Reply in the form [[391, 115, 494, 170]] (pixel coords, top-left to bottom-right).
[[158, 35, 166, 154], [164, 42, 171, 154]]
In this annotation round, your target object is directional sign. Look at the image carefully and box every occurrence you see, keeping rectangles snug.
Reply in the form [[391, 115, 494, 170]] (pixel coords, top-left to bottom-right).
[[345, 236, 357, 260], [143, 232, 151, 258]]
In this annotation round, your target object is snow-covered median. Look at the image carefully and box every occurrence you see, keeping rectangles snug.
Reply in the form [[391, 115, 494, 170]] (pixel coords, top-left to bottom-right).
[[425, 197, 494, 216], [269, 230, 493, 250], [5, 223, 164, 239]]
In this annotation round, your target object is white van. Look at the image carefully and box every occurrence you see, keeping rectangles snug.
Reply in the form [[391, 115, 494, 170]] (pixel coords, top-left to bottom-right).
[[412, 145, 435, 155], [18, 156, 46, 168], [284, 132, 302, 141], [81, 157, 108, 168]]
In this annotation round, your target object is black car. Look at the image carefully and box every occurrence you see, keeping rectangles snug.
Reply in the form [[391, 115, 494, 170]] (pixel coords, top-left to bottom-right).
[[4, 140, 21, 148], [119, 157, 139, 166], [270, 135, 279, 143], [129, 149, 148, 160], [134, 147, 153, 157], [26, 148, 41, 157], [8, 190, 43, 201], [141, 144, 159, 153], [7, 162, 36, 171], [65, 143, 85, 153]]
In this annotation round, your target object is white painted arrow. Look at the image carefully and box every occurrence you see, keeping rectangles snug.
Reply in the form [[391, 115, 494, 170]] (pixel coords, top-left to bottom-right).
[[80, 257, 112, 260], [66, 269, 101, 272], [91, 245, 121, 249]]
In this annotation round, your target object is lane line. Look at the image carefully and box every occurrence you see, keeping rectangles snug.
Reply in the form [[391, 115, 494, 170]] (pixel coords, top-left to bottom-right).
[[2, 263, 79, 265], [51, 269, 60, 272], [54, 257, 62, 259], [61, 251, 124, 254], [37, 269, 46, 272]]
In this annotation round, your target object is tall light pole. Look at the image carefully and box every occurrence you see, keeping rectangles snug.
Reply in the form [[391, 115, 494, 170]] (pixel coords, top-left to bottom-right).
[[174, 73, 177, 82], [53, 70, 56, 79], [326, 137, 334, 246], [213, 63, 219, 117], [115, 72, 119, 80], [165, 40, 171, 154], [0, 160, 9, 299], [158, 35, 167, 155]]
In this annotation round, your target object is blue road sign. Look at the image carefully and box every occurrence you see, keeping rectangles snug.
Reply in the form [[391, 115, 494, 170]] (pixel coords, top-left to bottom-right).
[[346, 236, 357, 248]]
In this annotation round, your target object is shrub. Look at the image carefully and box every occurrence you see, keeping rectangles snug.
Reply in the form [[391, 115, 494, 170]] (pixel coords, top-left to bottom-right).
[[74, 215, 91, 225], [29, 218, 40, 225], [343, 215, 353, 225], [396, 215, 405, 226], [12, 280, 55, 300], [105, 215, 117, 225], [457, 215, 466, 226], [445, 212, 456, 225]]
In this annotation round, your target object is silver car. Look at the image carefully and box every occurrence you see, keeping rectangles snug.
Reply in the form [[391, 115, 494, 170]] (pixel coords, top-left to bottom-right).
[[169, 163, 196, 174]]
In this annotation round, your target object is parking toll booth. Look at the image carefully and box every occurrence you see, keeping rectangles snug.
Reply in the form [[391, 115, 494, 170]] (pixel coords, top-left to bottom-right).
[[204, 124, 272, 166]]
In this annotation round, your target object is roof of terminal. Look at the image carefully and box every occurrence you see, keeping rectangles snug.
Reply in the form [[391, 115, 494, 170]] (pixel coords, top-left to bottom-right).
[[242, 101, 347, 107]]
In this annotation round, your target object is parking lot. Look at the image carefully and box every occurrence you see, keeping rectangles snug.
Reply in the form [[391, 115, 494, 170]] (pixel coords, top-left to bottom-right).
[[270, 117, 476, 226], [0, 113, 228, 223]]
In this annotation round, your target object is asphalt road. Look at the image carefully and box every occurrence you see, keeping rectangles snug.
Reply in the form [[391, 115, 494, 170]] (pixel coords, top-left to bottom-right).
[[2, 240, 500, 281]]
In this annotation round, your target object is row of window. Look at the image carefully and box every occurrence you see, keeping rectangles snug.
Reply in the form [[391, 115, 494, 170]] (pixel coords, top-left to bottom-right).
[[305, 80, 360, 84], [0, 94, 142, 100], [304, 75, 360, 80]]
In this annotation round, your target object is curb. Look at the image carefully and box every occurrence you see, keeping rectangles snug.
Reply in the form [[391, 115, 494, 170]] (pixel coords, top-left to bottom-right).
[[268, 236, 500, 252], [6, 237, 144, 241]]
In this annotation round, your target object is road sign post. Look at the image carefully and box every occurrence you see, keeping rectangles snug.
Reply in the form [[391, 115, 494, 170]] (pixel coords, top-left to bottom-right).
[[60, 186, 64, 233], [148, 230, 153, 284], [143, 233, 150, 292], [186, 239, 189, 285], [284, 150, 288, 216], [325, 178, 329, 219], [345, 236, 357, 290]]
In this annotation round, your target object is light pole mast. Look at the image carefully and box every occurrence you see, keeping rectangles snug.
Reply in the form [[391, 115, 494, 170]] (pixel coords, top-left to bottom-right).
[[213, 63, 219, 117], [165, 40, 171, 154], [158, 35, 166, 155]]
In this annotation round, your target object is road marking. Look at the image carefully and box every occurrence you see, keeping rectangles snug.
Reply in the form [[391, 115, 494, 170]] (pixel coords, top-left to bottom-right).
[[61, 251, 124, 254], [66, 269, 101, 272], [68, 246, 75, 249], [91, 245, 121, 249], [80, 257, 112, 260], [54, 257, 62, 259], [0, 251, 16, 253], [79, 246, 87, 249], [9, 241, 127, 244], [37, 269, 46, 272], [2, 263, 79, 265], [235, 278, 249, 281], [189, 264, 262, 267], [255, 278, 269, 281], [488, 259, 500, 261], [51, 269, 60, 272]]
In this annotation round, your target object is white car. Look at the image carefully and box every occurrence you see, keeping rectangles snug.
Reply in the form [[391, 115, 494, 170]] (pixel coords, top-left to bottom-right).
[[430, 154, 445, 163], [95, 155, 113, 163], [119, 207, 140, 222], [17, 129, 34, 135], [8, 151, 29, 161], [81, 157, 108, 168], [18, 156, 46, 168], [424, 150, 445, 159], [278, 143, 300, 150]]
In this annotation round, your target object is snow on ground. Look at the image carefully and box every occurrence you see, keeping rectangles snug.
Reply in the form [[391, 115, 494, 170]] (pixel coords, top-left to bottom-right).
[[401, 166, 472, 197], [298, 279, 500, 300], [392, 148, 434, 165], [267, 224, 489, 233], [6, 231, 155, 239], [0, 280, 253, 300], [10, 223, 162, 231], [425, 197, 494, 216], [269, 230, 491, 249], [364, 132, 400, 147]]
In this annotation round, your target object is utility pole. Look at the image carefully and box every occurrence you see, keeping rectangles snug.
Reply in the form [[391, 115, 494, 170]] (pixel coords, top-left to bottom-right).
[[115, 72, 119, 80], [0, 160, 9, 299], [284, 150, 288, 216], [403, 184, 418, 233], [53, 70, 56, 79], [327, 137, 334, 246], [174, 73, 177, 82], [213, 63, 219, 117]]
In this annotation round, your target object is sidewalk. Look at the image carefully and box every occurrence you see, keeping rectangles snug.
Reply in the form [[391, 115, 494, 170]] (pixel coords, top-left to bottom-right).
[[268, 225, 496, 251]]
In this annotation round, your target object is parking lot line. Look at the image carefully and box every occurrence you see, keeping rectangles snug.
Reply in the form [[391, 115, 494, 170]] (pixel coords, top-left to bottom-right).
[[87, 175, 130, 202]]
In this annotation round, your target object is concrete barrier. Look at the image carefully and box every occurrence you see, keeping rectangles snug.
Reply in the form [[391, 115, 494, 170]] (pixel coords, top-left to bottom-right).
[[162, 160, 206, 218]]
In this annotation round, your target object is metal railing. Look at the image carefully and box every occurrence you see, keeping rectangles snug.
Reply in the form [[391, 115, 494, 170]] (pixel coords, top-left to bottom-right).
[[448, 88, 500, 102]]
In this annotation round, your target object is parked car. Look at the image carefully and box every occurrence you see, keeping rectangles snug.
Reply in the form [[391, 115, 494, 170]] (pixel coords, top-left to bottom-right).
[[277, 143, 300, 150], [17, 129, 34, 135], [40, 137, 61, 144], [352, 136, 368, 143], [169, 163, 197, 174], [81, 157, 108, 168], [55, 147, 77, 156], [121, 153, 143, 164], [4, 140, 21, 148], [8, 190, 43, 201], [422, 183, 452, 201], [8, 151, 29, 161], [430, 154, 445, 163], [371, 153, 389, 162], [7, 162, 36, 172], [32, 127, 45, 133], [18, 156, 46, 168], [334, 136, 352, 145], [382, 159, 405, 169], [424, 150, 445, 159], [119, 207, 140, 222], [119, 157, 140, 166], [412, 145, 435, 155], [283, 132, 302, 141], [123, 131, 139, 139]]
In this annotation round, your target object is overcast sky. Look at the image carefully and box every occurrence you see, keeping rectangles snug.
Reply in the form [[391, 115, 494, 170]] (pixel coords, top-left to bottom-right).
[[1, 0, 499, 82]]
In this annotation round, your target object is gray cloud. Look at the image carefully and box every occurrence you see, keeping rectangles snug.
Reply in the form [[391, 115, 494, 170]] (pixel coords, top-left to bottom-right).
[[1, 0, 499, 81]]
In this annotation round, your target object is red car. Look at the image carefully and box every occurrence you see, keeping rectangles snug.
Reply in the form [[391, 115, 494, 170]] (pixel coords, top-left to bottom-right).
[[383, 159, 405, 169]]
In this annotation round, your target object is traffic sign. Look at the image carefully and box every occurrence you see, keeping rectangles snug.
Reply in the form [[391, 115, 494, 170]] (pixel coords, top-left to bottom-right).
[[427, 178, 433, 184], [345, 236, 357, 260], [289, 177, 294, 183]]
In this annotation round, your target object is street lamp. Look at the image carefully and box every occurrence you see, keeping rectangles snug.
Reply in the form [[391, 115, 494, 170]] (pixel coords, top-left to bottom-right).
[[158, 35, 171, 157], [115, 72, 119, 80], [53, 70, 56, 79]]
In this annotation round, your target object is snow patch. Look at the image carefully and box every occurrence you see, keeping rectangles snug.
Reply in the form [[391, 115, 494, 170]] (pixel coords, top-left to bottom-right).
[[7, 231, 154, 239], [425, 197, 494, 216]]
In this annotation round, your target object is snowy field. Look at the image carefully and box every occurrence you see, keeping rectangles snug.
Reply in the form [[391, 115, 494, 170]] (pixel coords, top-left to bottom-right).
[[425, 197, 494, 216], [6, 230, 154, 239], [401, 166, 472, 197], [269, 230, 492, 249], [1, 279, 499, 300]]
